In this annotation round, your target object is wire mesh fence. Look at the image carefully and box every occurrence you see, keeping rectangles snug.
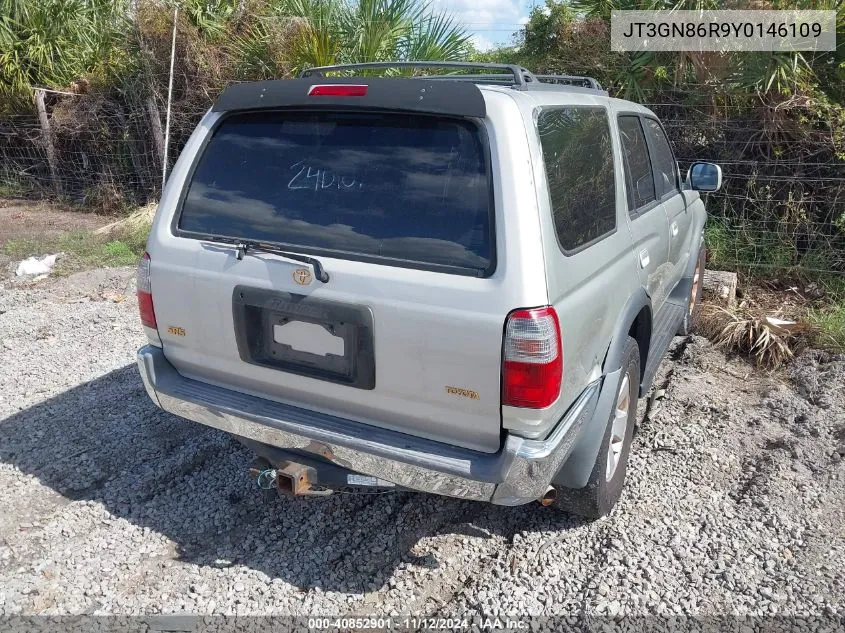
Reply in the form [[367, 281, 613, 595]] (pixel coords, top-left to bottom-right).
[[0, 95, 161, 206], [0, 76, 843, 279]]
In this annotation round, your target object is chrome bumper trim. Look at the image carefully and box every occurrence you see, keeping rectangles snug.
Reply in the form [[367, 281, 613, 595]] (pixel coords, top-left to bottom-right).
[[137, 346, 601, 505]]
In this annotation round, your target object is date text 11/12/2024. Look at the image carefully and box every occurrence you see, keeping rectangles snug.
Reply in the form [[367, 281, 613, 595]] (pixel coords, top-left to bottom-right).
[[308, 617, 530, 630]]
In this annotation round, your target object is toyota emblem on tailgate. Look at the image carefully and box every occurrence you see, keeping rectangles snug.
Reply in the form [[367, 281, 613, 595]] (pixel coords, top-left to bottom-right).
[[293, 268, 313, 285]]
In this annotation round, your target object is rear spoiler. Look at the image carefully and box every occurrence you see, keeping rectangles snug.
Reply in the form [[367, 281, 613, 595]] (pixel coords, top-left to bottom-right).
[[211, 77, 486, 118]]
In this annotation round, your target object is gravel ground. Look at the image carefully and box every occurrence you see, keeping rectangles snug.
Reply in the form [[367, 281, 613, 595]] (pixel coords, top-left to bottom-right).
[[0, 267, 843, 620]]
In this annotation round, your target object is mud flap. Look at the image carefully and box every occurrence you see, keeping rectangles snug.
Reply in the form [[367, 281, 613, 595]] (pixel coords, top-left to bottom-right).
[[552, 367, 621, 490]]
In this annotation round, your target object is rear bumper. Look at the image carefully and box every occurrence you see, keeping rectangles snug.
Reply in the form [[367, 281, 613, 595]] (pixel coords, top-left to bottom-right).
[[137, 345, 601, 505]]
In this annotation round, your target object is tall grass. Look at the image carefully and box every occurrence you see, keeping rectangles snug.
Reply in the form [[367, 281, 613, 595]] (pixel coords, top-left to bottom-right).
[[807, 303, 845, 352]]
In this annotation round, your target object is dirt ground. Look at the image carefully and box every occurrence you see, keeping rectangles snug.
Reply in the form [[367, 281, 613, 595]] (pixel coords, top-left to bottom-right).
[[0, 198, 108, 242], [0, 198, 111, 275]]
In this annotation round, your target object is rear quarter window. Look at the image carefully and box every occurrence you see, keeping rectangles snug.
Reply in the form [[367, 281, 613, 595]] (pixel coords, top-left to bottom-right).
[[537, 107, 616, 253], [177, 111, 494, 276]]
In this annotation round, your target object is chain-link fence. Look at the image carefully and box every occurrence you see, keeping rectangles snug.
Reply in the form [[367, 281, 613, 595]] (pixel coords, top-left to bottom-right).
[[1, 77, 843, 278]]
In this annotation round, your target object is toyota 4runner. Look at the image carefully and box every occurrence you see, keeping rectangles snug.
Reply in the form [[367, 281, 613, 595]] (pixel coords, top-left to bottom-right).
[[136, 62, 722, 517]]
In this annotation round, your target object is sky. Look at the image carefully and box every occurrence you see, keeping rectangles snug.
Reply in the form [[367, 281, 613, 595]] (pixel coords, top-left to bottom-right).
[[429, 0, 538, 51]]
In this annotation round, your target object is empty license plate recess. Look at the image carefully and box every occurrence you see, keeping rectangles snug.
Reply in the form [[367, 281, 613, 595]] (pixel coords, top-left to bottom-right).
[[232, 285, 375, 390]]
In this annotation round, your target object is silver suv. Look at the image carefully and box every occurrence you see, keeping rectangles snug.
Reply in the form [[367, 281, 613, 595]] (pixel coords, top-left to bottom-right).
[[136, 62, 722, 517]]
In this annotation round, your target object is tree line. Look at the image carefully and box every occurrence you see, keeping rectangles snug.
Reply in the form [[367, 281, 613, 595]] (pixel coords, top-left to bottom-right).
[[0, 0, 843, 278]]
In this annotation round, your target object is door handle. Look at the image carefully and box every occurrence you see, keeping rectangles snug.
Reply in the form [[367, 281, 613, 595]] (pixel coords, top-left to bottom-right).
[[671, 221, 678, 236], [639, 249, 650, 268]]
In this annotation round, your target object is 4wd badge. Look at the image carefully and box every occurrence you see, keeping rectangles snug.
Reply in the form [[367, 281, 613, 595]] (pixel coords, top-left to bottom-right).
[[293, 268, 312, 285], [445, 386, 480, 400]]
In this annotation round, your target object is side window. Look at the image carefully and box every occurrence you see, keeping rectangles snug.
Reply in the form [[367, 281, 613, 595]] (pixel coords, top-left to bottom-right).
[[537, 107, 616, 252], [642, 118, 679, 198], [618, 116, 656, 213]]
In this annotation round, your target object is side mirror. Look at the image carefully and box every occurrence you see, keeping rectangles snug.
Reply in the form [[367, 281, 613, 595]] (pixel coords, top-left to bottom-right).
[[687, 161, 722, 192]]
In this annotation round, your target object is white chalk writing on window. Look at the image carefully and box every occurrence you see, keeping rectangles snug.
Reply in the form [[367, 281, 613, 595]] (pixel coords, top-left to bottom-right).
[[287, 160, 363, 192]]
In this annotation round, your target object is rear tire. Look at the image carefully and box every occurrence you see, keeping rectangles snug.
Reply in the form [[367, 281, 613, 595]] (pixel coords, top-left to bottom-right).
[[677, 246, 705, 335], [553, 337, 640, 519]]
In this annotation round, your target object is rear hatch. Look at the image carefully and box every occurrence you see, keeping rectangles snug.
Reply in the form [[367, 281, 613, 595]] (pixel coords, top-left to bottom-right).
[[150, 85, 526, 453]]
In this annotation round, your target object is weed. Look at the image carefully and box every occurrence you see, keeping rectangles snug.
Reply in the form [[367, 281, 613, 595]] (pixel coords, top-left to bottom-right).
[[806, 303, 845, 352], [2, 235, 42, 258], [0, 175, 31, 198], [2, 222, 149, 274], [705, 217, 798, 275], [104, 240, 134, 258]]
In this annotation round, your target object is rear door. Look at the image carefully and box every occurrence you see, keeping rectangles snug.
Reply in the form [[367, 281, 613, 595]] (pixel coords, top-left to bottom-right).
[[617, 114, 672, 311], [148, 95, 541, 454], [641, 117, 689, 289]]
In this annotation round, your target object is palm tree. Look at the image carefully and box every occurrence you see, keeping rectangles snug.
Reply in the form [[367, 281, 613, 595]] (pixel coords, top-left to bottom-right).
[[0, 0, 127, 108], [273, 0, 347, 70], [272, 0, 472, 73]]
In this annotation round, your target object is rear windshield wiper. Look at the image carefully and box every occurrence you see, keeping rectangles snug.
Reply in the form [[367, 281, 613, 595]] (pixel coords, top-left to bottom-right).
[[202, 236, 330, 283]]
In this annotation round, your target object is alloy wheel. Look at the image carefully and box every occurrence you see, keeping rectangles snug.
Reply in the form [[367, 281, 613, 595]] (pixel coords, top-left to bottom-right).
[[605, 373, 630, 481]]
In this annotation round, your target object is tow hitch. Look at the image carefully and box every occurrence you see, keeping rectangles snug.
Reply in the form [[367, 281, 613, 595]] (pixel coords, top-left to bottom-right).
[[249, 458, 333, 497]]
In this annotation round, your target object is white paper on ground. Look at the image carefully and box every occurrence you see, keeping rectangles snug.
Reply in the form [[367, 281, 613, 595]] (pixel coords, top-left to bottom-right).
[[15, 253, 59, 277]]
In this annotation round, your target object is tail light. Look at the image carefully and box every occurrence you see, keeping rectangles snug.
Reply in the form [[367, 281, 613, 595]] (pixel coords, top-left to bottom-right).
[[502, 306, 562, 409], [137, 252, 157, 329], [308, 84, 368, 97]]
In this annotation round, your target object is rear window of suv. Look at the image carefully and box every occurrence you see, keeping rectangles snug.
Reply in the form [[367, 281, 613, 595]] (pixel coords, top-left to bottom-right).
[[177, 111, 494, 276]]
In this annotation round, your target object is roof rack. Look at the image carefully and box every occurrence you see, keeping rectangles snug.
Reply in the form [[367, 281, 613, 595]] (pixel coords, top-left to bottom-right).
[[300, 61, 536, 89], [536, 74, 604, 91], [298, 62, 606, 94]]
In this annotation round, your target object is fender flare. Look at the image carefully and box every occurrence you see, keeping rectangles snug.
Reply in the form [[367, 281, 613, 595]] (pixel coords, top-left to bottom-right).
[[602, 287, 651, 375], [554, 289, 650, 489]]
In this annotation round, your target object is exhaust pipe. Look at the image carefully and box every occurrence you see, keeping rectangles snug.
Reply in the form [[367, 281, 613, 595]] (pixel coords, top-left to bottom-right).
[[539, 485, 557, 506]]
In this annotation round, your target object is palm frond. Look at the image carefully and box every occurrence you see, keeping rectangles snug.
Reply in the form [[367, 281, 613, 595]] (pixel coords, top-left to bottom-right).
[[613, 51, 654, 101], [274, 0, 347, 69], [701, 305, 803, 370], [400, 12, 472, 62], [350, 0, 416, 62], [732, 52, 816, 96], [0, 0, 129, 106]]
